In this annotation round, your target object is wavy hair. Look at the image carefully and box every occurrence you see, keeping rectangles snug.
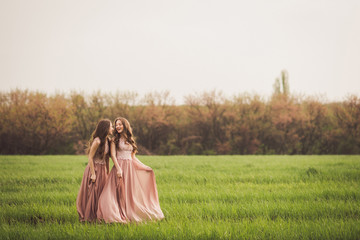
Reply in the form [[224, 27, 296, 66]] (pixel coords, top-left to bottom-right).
[[86, 119, 111, 160], [113, 117, 138, 153]]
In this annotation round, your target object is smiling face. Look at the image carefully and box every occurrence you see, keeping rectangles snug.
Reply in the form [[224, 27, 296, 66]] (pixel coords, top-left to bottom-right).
[[115, 119, 124, 134]]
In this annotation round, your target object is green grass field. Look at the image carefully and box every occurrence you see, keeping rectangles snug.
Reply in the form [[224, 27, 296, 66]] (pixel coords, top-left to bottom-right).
[[0, 155, 359, 239]]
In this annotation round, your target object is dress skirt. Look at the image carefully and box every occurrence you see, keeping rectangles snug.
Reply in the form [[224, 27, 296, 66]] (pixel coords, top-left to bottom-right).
[[97, 157, 164, 223], [76, 163, 107, 222]]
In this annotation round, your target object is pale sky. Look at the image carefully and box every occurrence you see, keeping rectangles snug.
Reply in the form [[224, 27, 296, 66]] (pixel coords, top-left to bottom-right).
[[1, 0, 359, 104]]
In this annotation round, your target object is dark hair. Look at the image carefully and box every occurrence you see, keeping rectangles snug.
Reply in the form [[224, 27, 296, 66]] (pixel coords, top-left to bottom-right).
[[87, 119, 111, 159], [113, 117, 138, 153]]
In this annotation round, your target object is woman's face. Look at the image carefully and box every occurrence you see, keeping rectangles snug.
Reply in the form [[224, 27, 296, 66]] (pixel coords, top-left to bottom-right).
[[109, 122, 114, 135], [115, 120, 124, 134]]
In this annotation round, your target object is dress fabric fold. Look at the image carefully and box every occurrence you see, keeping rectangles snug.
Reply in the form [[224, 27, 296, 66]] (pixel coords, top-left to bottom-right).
[[76, 139, 109, 222], [97, 138, 164, 223]]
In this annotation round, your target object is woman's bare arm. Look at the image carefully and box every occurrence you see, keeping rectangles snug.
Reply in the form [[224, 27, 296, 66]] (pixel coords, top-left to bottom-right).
[[88, 138, 100, 182], [131, 152, 152, 171], [110, 141, 123, 177]]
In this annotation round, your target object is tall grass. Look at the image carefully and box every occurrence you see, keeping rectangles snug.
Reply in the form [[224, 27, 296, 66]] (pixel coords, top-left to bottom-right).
[[0, 155, 359, 239]]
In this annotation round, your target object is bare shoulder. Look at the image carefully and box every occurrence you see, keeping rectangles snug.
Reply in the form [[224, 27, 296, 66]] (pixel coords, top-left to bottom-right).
[[93, 137, 101, 145], [89, 137, 101, 154]]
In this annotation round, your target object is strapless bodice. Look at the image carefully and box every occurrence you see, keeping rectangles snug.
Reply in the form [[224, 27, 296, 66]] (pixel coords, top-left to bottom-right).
[[116, 138, 133, 160]]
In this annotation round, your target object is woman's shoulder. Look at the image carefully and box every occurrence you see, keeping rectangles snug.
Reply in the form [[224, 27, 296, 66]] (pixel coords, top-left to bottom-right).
[[93, 137, 101, 145]]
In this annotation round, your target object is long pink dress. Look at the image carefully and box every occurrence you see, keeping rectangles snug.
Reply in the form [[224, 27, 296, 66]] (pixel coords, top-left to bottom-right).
[[97, 138, 164, 223], [76, 140, 109, 222]]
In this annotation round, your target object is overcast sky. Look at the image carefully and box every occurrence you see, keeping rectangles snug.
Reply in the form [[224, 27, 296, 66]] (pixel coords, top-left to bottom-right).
[[1, 0, 359, 103]]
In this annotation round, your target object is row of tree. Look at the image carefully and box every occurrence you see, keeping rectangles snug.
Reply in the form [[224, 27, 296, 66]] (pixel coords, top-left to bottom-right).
[[0, 89, 359, 155]]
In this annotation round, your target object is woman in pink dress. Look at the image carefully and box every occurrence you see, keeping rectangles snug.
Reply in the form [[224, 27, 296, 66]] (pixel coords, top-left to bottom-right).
[[97, 117, 165, 223], [76, 119, 113, 222]]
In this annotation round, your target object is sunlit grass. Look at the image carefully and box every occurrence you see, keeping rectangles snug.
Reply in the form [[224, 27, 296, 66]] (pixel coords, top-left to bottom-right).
[[0, 155, 359, 239]]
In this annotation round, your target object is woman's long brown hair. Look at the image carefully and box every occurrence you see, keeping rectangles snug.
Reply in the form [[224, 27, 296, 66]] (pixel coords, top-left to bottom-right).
[[86, 119, 111, 160], [113, 117, 138, 153]]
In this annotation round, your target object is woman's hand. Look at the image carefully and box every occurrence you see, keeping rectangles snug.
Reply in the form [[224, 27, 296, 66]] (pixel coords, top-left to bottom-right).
[[117, 169, 123, 178], [91, 173, 96, 182]]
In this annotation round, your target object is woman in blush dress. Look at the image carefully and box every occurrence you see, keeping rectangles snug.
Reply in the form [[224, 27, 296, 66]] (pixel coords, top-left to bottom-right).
[[97, 117, 164, 223], [76, 119, 113, 222]]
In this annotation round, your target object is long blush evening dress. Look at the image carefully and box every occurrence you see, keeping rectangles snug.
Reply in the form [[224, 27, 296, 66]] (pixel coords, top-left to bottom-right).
[[97, 138, 164, 223], [76, 139, 109, 222]]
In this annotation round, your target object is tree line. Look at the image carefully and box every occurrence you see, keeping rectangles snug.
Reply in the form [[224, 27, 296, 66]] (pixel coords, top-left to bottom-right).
[[0, 89, 359, 155]]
